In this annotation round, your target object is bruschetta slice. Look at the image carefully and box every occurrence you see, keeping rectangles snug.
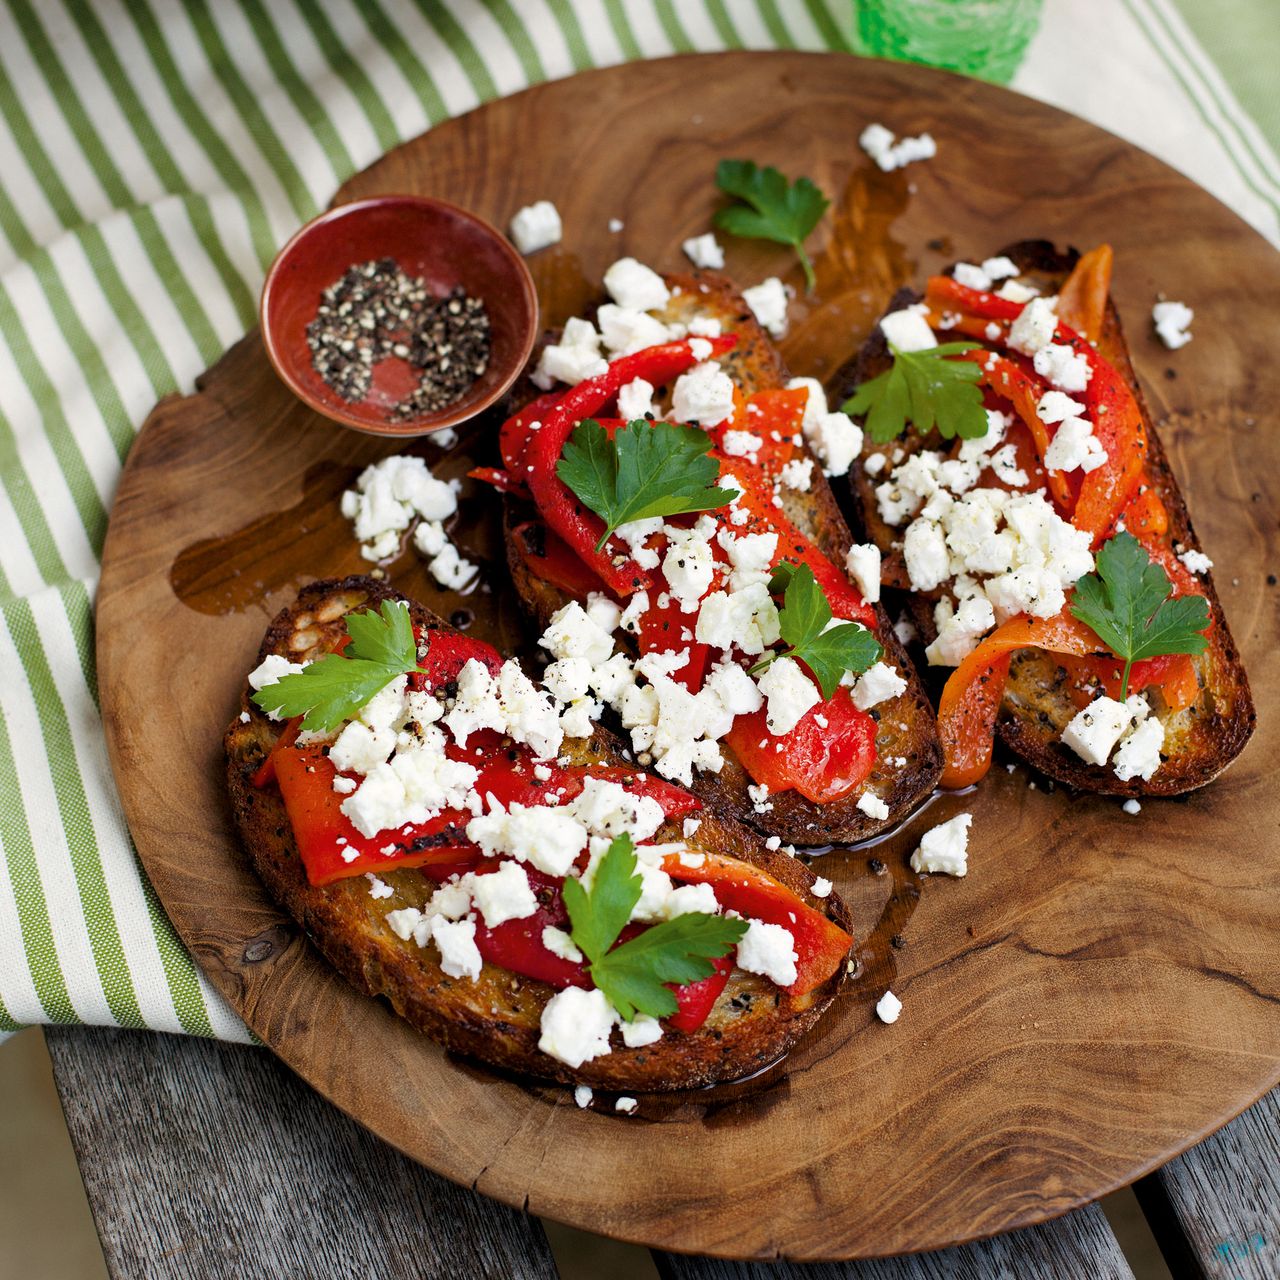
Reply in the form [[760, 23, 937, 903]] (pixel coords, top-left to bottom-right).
[[829, 241, 1254, 796], [484, 266, 942, 846], [225, 576, 853, 1090]]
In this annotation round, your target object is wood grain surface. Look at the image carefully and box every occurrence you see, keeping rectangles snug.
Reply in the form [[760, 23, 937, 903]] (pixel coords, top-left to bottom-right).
[[95, 53, 1280, 1261], [46, 1028, 558, 1280]]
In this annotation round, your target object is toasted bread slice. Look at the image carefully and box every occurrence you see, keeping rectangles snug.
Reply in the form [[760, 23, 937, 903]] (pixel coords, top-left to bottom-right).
[[828, 241, 1255, 796], [225, 575, 852, 1090], [503, 272, 942, 845]]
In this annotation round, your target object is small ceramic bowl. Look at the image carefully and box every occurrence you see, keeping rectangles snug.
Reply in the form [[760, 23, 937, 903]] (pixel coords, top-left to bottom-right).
[[260, 194, 538, 437]]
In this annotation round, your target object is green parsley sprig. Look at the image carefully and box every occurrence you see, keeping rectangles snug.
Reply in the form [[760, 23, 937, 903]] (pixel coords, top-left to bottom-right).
[[250, 599, 419, 733], [557, 418, 737, 551], [1070, 532, 1210, 700], [750, 562, 883, 699], [562, 834, 746, 1022], [714, 159, 830, 292], [841, 342, 988, 444]]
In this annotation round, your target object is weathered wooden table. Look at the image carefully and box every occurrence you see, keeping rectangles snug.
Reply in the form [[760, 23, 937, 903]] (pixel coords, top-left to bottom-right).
[[44, 1028, 1277, 1279]]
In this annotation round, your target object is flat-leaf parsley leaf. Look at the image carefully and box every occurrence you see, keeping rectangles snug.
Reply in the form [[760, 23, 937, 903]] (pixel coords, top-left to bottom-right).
[[842, 341, 987, 444], [563, 834, 746, 1022], [250, 599, 419, 733], [714, 159, 830, 291], [751, 563, 883, 699], [1069, 531, 1210, 700], [557, 418, 736, 551]]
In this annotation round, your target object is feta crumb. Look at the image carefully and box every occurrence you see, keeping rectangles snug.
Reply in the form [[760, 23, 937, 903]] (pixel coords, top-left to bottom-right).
[[875, 990, 902, 1023], [682, 232, 725, 270], [851, 661, 907, 711], [910, 812, 972, 876], [603, 257, 670, 312], [880, 306, 936, 353], [811, 877, 832, 898], [509, 200, 561, 254], [615, 1096, 639, 1114], [432, 918, 483, 980], [1178, 548, 1212, 575], [1008, 297, 1058, 356], [542, 925, 584, 964], [845, 542, 881, 604], [805, 411, 863, 477], [671, 362, 735, 426], [470, 860, 538, 927], [859, 122, 936, 172], [574, 1084, 594, 1107], [1113, 717, 1165, 782], [1122, 798, 1142, 815], [1060, 696, 1134, 766], [1044, 416, 1107, 475], [742, 277, 789, 338], [756, 655, 820, 736], [365, 873, 393, 900], [608, 218, 623, 234], [1033, 342, 1091, 393], [737, 919, 798, 987], [857, 792, 890, 821], [1153, 300, 1193, 350], [538, 987, 615, 1068]]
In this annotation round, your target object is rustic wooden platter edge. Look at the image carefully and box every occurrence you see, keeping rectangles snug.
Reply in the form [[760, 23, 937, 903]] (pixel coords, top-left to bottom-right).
[[96, 53, 1280, 1261]]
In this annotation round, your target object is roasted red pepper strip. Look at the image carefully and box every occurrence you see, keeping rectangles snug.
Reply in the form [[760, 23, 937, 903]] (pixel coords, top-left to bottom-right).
[[466, 465, 529, 499], [512, 520, 611, 598], [1061, 652, 1200, 713], [471, 865, 590, 989], [636, 585, 712, 693], [273, 746, 480, 885], [937, 610, 1109, 788], [725, 688, 877, 805], [523, 336, 736, 596], [666, 954, 733, 1033], [250, 715, 301, 788], [662, 850, 852, 996], [500, 389, 567, 473]]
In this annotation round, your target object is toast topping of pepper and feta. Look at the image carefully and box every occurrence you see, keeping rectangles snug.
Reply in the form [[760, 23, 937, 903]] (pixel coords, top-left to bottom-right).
[[243, 596, 852, 1070]]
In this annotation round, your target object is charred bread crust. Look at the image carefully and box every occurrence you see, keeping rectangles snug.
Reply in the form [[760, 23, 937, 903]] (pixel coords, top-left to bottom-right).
[[225, 576, 851, 1090], [828, 242, 1256, 796], [502, 271, 942, 845]]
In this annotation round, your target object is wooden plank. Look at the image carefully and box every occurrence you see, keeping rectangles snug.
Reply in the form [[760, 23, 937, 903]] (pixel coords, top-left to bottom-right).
[[45, 1028, 558, 1280], [654, 1204, 1134, 1278], [1135, 1087, 1280, 1280]]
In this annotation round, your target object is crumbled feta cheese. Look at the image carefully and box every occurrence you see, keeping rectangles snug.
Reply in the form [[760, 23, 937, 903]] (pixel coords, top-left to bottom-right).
[[1153, 300, 1193, 350], [596, 304, 673, 356], [603, 257, 670, 312], [851, 661, 907, 711], [857, 792, 890, 820], [742, 277, 788, 338], [982, 256, 1019, 281], [574, 1084, 593, 1107], [540, 600, 616, 666], [1178, 548, 1212, 575], [532, 316, 608, 389], [662, 883, 720, 919], [722, 429, 763, 459], [779, 457, 814, 491], [695, 582, 780, 655], [671, 361, 735, 426], [538, 987, 615, 1068], [470, 860, 538, 927], [1033, 343, 1091, 393], [1008, 297, 1058, 355], [805, 411, 863, 478], [542, 925, 583, 964], [1037, 390, 1085, 425], [615, 1095, 640, 1113], [662, 523, 717, 611], [1113, 717, 1165, 782], [1060, 696, 1134, 766], [756, 656, 820, 736], [811, 877, 832, 898], [568, 777, 664, 843], [736, 919, 798, 987], [365, 873, 393, 900], [720, 529, 778, 591], [428, 541, 478, 590], [467, 802, 587, 877], [432, 918, 483, 980], [880, 306, 937, 353], [619, 1016, 663, 1049], [329, 720, 396, 775], [995, 279, 1038, 304], [910, 812, 972, 876], [859, 122, 936, 172], [875, 990, 902, 1023], [953, 261, 992, 291], [926, 594, 996, 666], [682, 232, 724, 270], [903, 518, 949, 591], [1122, 798, 1142, 815], [845, 542, 881, 604], [509, 200, 561, 254], [1044, 416, 1107, 475], [617, 377, 655, 421], [247, 655, 306, 719]]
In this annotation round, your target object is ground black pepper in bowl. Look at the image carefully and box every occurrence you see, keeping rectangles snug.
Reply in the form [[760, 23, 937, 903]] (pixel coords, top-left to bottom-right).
[[306, 258, 491, 424]]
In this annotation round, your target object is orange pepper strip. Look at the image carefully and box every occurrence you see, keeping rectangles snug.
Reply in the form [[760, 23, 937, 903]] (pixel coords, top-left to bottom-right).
[[938, 610, 1109, 788], [1056, 245, 1113, 343], [964, 351, 1074, 512]]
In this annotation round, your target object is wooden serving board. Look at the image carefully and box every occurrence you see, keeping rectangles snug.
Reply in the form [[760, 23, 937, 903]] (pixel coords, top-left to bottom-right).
[[97, 53, 1280, 1261]]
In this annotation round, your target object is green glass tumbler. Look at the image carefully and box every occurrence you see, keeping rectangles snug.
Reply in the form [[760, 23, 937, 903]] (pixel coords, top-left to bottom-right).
[[853, 0, 1045, 84]]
